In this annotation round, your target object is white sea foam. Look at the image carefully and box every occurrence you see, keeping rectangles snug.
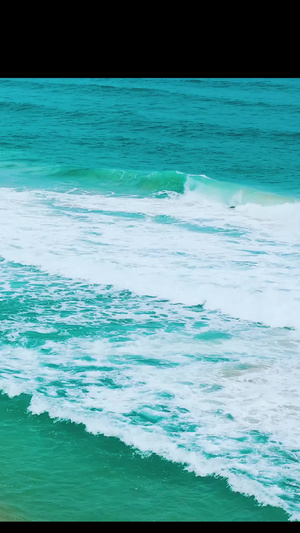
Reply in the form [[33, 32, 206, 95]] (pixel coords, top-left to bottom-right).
[[14, 329, 299, 519], [1, 183, 300, 518], [0, 186, 300, 330], [1, 311, 299, 518]]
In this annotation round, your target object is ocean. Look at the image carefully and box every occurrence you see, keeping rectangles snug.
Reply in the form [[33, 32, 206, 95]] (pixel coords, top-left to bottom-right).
[[0, 77, 299, 521]]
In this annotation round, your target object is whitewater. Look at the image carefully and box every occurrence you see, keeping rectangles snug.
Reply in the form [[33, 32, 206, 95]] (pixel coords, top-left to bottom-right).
[[1, 167, 300, 520], [1, 77, 300, 521]]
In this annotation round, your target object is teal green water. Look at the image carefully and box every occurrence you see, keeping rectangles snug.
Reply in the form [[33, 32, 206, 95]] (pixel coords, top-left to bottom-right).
[[0, 393, 288, 521], [0, 78, 299, 521]]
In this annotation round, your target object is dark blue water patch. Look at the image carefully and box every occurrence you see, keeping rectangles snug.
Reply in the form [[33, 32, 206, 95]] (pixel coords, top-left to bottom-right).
[[157, 391, 175, 401], [194, 330, 232, 341], [97, 377, 124, 389], [183, 303, 206, 312], [241, 249, 268, 255], [152, 214, 247, 237], [168, 420, 199, 435], [122, 354, 179, 369], [124, 409, 167, 427], [192, 320, 208, 329], [50, 203, 147, 220], [199, 383, 224, 393], [233, 260, 259, 269], [248, 430, 270, 445]]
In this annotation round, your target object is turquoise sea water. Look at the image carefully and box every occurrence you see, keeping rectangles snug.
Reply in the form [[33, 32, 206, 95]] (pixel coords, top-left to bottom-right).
[[0, 78, 299, 521]]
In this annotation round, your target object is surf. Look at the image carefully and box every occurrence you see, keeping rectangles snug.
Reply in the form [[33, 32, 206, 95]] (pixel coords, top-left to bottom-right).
[[2, 76, 300, 523], [183, 172, 297, 207], [2, 158, 298, 204], [1, 167, 300, 332]]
